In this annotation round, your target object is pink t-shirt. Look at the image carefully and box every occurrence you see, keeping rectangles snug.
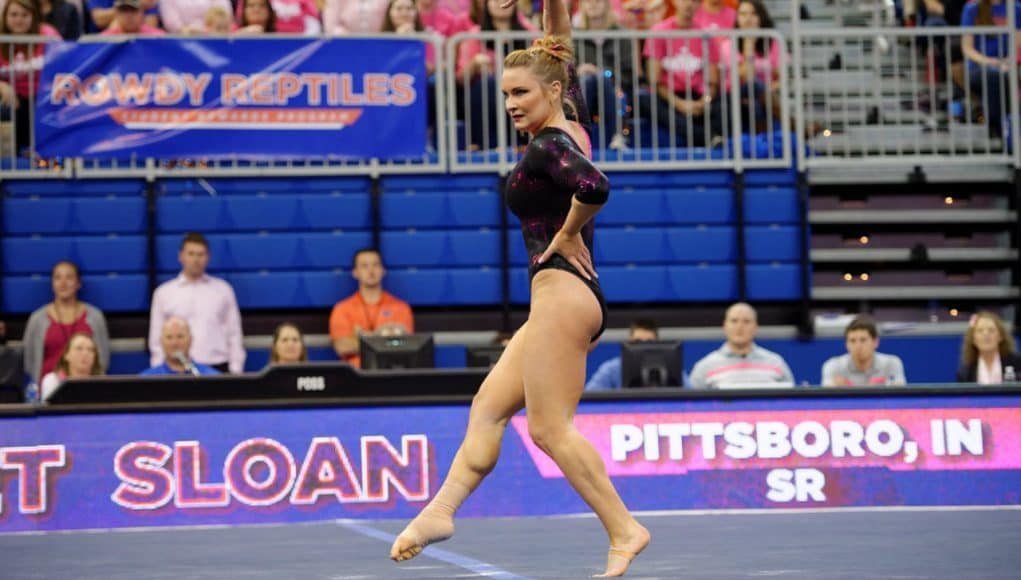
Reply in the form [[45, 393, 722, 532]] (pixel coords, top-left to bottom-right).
[[643, 18, 719, 96], [322, 0, 388, 34], [717, 36, 781, 89], [420, 6, 455, 36], [455, 21, 538, 81], [235, 0, 320, 33], [693, 4, 736, 30], [0, 24, 60, 98]]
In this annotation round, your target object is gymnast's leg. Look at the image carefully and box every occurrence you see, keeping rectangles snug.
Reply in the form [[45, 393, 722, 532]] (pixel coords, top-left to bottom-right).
[[389, 324, 528, 562], [523, 271, 650, 577]]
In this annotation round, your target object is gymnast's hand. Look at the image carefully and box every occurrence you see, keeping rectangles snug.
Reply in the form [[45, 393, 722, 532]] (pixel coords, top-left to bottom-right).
[[498, 0, 516, 8], [539, 230, 597, 281]]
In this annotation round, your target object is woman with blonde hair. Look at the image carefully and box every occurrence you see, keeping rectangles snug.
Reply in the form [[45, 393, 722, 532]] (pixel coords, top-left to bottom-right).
[[957, 312, 1021, 384], [390, 0, 648, 575], [39, 332, 104, 402]]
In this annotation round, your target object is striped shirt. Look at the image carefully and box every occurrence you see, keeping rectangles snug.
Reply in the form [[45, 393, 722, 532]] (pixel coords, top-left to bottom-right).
[[689, 343, 795, 389], [821, 353, 906, 387]]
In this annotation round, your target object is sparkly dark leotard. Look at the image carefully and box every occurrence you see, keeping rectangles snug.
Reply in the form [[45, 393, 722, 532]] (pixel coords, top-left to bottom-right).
[[506, 125, 610, 342]]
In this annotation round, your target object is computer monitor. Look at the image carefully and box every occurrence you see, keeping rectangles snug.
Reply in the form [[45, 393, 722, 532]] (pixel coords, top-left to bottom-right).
[[359, 334, 435, 370], [466, 345, 505, 368], [620, 340, 683, 388]]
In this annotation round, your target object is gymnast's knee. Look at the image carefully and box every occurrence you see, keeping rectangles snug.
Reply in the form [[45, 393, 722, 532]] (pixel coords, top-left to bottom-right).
[[527, 421, 569, 457]]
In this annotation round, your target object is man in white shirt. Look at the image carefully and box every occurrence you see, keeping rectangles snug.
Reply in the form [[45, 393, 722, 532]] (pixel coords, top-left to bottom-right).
[[689, 302, 794, 389]]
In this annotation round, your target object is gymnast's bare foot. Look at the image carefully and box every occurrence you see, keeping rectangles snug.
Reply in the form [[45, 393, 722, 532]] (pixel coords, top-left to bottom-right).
[[593, 523, 650, 577], [389, 511, 455, 562]]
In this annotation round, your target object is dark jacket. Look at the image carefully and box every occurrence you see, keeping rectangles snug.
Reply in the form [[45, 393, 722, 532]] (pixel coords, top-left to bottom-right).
[[956, 352, 1021, 383]]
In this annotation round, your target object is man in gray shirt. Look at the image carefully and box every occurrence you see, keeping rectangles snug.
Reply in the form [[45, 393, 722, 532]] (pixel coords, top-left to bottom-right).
[[821, 316, 906, 387], [689, 302, 795, 389]]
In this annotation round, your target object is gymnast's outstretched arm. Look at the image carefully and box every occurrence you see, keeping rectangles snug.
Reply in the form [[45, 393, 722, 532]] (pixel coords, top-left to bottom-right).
[[498, 0, 571, 38]]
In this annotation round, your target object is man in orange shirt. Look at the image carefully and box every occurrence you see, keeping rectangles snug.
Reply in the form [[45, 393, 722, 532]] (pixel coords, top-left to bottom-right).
[[329, 248, 414, 368]]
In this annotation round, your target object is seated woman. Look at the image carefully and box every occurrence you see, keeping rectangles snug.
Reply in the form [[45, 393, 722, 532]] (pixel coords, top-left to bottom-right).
[[957, 312, 1021, 384], [575, 0, 637, 149], [717, 0, 781, 135], [270, 322, 308, 365], [0, 0, 61, 154], [39, 332, 105, 402], [234, 0, 277, 34]]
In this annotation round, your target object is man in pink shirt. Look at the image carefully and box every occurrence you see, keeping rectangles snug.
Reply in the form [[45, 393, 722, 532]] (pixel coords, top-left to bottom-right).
[[99, 0, 166, 34], [643, 0, 720, 146], [148, 232, 246, 374]]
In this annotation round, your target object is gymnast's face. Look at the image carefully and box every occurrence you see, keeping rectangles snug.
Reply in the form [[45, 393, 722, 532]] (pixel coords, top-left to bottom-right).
[[501, 67, 560, 136]]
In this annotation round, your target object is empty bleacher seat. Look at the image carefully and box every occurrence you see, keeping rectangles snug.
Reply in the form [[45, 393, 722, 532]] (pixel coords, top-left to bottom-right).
[[303, 271, 358, 307], [228, 271, 304, 309], [664, 188, 735, 224], [2, 238, 74, 274], [156, 196, 225, 233], [447, 268, 501, 304], [507, 230, 528, 266], [383, 174, 498, 192], [303, 232, 373, 268], [447, 230, 500, 266], [2, 275, 50, 313], [382, 231, 448, 267], [4, 198, 74, 234], [74, 198, 147, 234], [599, 266, 668, 302], [2, 179, 146, 197], [595, 190, 665, 225], [510, 267, 530, 304], [225, 234, 304, 270], [299, 194, 372, 230], [745, 226, 802, 262], [666, 227, 737, 262], [746, 264, 802, 301], [595, 227, 668, 264], [448, 191, 501, 228], [385, 269, 448, 305], [667, 265, 739, 301], [79, 274, 149, 312], [222, 195, 301, 231], [74, 236, 147, 273], [380, 193, 447, 228], [745, 187, 800, 224]]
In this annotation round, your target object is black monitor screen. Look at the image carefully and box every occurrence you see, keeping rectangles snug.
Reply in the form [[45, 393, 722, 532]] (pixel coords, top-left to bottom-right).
[[620, 340, 683, 388], [359, 334, 435, 370], [466, 345, 505, 368]]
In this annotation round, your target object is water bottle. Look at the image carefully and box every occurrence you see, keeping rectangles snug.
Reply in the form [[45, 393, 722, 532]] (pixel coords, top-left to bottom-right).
[[1004, 366, 1017, 384], [25, 382, 39, 404]]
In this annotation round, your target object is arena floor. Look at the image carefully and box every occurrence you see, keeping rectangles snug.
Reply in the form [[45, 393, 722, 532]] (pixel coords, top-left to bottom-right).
[[3, 506, 1019, 579]]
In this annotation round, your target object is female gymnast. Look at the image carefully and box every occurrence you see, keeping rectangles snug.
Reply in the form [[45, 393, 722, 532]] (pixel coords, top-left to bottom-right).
[[388, 0, 650, 576]]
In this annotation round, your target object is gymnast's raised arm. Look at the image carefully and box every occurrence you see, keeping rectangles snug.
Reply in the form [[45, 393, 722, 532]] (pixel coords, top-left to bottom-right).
[[500, 0, 572, 38]]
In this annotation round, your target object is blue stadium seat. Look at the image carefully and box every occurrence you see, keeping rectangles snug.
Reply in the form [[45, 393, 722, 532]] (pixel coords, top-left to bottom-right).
[[156, 234, 229, 273], [156, 196, 225, 232], [79, 274, 149, 311], [229, 271, 304, 309], [745, 187, 800, 224], [299, 194, 372, 230], [744, 169, 797, 187], [596, 190, 665, 225], [448, 191, 501, 227], [3, 198, 73, 234], [3, 179, 145, 197], [225, 234, 304, 270], [2, 275, 50, 313], [507, 229, 528, 265], [223, 195, 301, 231], [385, 269, 448, 305], [161, 177, 371, 195], [302, 232, 373, 268], [607, 170, 733, 189], [448, 230, 500, 266], [74, 198, 146, 234], [745, 226, 801, 262], [2, 238, 74, 274], [746, 264, 802, 300], [510, 267, 530, 304], [75, 236, 148, 272], [380, 193, 447, 228], [382, 231, 447, 267], [383, 174, 498, 192], [594, 227, 668, 264], [667, 265, 739, 301], [505, 208, 521, 227], [599, 266, 668, 302], [303, 271, 358, 307], [666, 227, 737, 263], [664, 188, 735, 224], [447, 268, 501, 304]]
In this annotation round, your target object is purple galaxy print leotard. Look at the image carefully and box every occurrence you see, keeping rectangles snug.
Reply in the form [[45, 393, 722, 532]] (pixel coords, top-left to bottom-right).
[[506, 125, 610, 341]]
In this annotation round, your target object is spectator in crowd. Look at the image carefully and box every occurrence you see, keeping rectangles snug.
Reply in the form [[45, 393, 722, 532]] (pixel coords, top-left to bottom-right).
[[142, 317, 222, 376], [585, 319, 661, 390], [270, 322, 308, 365], [202, 4, 232, 31], [39, 332, 104, 402], [159, 0, 231, 32], [960, 0, 1021, 139], [643, 0, 720, 146], [575, 0, 636, 149], [23, 260, 110, 387], [149, 232, 245, 374], [40, 0, 82, 39], [957, 311, 1021, 384], [717, 0, 781, 134], [235, 0, 277, 33], [417, 0, 454, 35], [915, 0, 967, 88], [621, 0, 668, 30], [236, 0, 319, 33], [322, 0, 386, 34], [694, 0, 735, 30], [381, 0, 436, 73], [689, 302, 794, 388], [821, 316, 906, 386], [87, 0, 159, 33], [100, 0, 167, 34], [0, 320, 26, 403], [0, 0, 60, 153], [455, 0, 535, 150], [330, 248, 414, 368]]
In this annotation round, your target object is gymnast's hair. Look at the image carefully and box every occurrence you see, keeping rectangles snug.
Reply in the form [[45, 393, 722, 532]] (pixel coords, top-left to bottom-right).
[[504, 35, 578, 118]]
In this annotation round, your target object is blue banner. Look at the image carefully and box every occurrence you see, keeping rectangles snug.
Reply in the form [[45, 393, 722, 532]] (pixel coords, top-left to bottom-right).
[[35, 38, 428, 160], [0, 394, 1019, 533]]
